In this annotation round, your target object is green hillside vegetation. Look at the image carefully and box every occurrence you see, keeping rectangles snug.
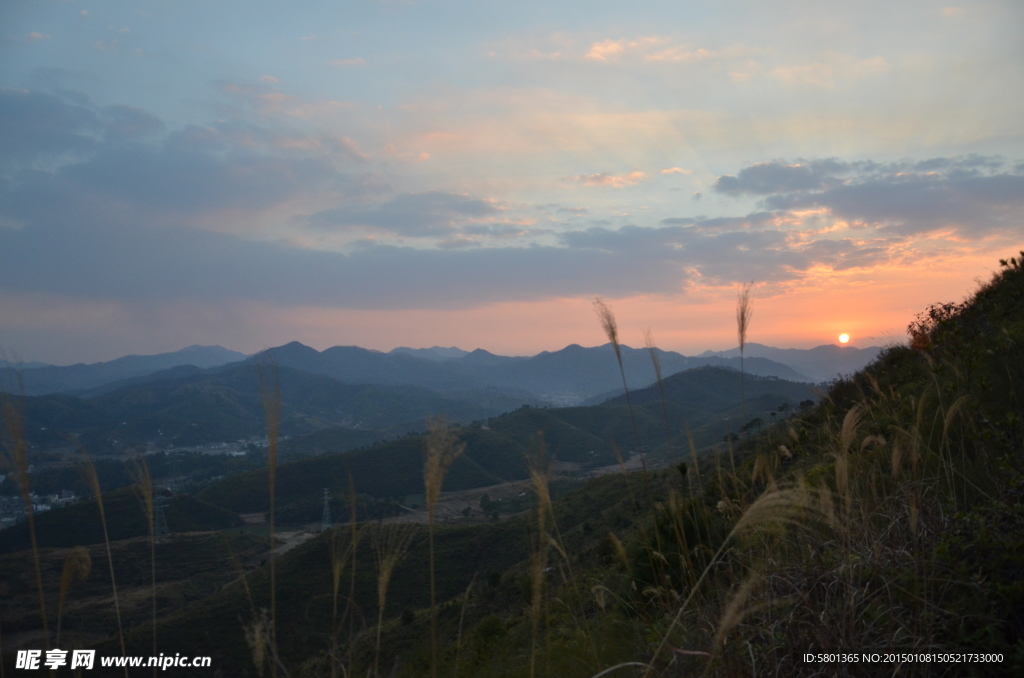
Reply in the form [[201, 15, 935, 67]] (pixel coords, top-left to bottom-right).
[[0, 531, 265, 653], [277, 426, 385, 460], [196, 435, 503, 516], [2, 364, 539, 453], [86, 472, 646, 674], [0, 487, 243, 555], [0, 449, 265, 499], [196, 369, 813, 518]]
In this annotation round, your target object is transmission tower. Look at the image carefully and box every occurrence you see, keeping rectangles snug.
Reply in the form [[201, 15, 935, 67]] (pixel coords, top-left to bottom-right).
[[321, 488, 331, 533], [154, 495, 170, 538]]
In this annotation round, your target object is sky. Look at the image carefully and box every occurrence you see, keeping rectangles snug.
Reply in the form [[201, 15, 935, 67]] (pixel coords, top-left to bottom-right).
[[1, 0, 1022, 365]]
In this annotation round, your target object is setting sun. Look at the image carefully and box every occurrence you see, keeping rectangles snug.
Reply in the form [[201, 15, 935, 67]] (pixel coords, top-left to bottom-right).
[[839, 334, 851, 344]]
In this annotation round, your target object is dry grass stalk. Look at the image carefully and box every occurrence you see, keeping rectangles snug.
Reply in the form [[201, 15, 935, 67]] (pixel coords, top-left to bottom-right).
[[593, 298, 650, 481], [372, 524, 417, 678], [712, 572, 761, 654], [128, 456, 160, 669], [244, 608, 276, 678], [2, 395, 50, 650], [81, 454, 129, 677], [423, 416, 466, 678], [329, 519, 363, 678], [736, 282, 754, 440], [452, 576, 476, 678], [56, 546, 92, 646], [644, 484, 818, 677], [525, 437, 552, 678], [257, 358, 282, 677]]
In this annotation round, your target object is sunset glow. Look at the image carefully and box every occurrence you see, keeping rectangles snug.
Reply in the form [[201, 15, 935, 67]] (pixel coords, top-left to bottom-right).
[[0, 1, 1021, 363]]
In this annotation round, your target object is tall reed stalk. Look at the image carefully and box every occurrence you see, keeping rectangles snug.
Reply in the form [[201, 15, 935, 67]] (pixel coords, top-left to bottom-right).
[[128, 457, 159, 673], [81, 454, 129, 677], [593, 298, 649, 482], [372, 524, 416, 677], [257, 360, 282, 678], [594, 299, 668, 600], [2, 396, 49, 650], [344, 473, 362, 676], [736, 282, 753, 439], [423, 416, 466, 678], [56, 547, 91, 647]]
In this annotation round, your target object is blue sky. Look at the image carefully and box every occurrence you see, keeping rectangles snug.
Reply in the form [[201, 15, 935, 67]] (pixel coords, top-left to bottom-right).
[[1, 0, 1023, 363]]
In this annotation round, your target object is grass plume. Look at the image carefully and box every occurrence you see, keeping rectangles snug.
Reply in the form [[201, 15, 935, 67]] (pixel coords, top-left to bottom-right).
[[1, 393, 50, 651], [257, 358, 282, 677], [56, 546, 91, 647], [81, 453, 129, 677], [424, 415, 466, 678], [372, 523, 417, 677], [128, 456, 159, 671]]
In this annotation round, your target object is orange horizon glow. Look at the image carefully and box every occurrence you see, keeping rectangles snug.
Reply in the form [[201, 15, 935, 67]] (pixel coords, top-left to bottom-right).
[[3, 246, 1016, 365]]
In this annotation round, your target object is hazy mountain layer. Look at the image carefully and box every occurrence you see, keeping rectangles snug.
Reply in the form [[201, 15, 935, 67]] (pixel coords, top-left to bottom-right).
[[0, 345, 247, 395], [698, 342, 882, 382], [256, 341, 812, 405], [3, 364, 540, 452]]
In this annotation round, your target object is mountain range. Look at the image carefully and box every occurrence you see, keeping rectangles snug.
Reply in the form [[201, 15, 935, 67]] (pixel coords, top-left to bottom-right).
[[698, 342, 883, 382], [0, 345, 246, 395], [2, 341, 882, 406]]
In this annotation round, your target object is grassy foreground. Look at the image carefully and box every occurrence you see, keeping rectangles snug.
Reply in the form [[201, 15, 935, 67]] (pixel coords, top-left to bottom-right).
[[3, 253, 1022, 677]]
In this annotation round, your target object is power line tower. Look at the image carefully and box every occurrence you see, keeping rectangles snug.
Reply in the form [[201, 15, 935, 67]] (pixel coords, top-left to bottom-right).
[[321, 488, 331, 533], [154, 495, 170, 538]]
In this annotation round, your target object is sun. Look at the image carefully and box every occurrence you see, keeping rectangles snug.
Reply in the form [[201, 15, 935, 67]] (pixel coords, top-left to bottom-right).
[[838, 333, 850, 344]]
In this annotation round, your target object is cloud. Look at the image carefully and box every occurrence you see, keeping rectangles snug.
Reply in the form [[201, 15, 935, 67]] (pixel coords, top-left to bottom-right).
[[585, 39, 626, 62], [0, 220, 691, 310], [260, 75, 280, 83], [327, 58, 367, 68], [570, 171, 646, 188], [715, 159, 851, 194], [716, 156, 1024, 237], [0, 89, 100, 166], [560, 220, 898, 284], [25, 32, 50, 43], [0, 90, 376, 228], [307, 191, 502, 237], [584, 37, 718, 64], [769, 54, 888, 88], [661, 167, 692, 175], [103, 105, 166, 140], [2, 89, 1017, 318]]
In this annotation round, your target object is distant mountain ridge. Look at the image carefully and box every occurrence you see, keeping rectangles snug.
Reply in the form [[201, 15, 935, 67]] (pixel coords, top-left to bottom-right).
[[0, 345, 247, 396], [253, 341, 812, 405], [698, 342, 883, 382], [389, 346, 470, 361], [3, 341, 880, 400]]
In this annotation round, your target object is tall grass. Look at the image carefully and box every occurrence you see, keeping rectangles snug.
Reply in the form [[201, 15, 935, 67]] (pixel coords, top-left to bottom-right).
[[257, 359, 282, 678], [424, 416, 466, 678], [81, 454, 129, 677], [372, 523, 416, 677], [1, 394, 50, 651], [128, 456, 159, 673], [735, 282, 753, 398], [55, 547, 91, 647]]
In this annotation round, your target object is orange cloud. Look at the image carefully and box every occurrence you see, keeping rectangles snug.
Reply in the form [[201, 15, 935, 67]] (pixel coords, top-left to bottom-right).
[[572, 171, 647, 187]]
